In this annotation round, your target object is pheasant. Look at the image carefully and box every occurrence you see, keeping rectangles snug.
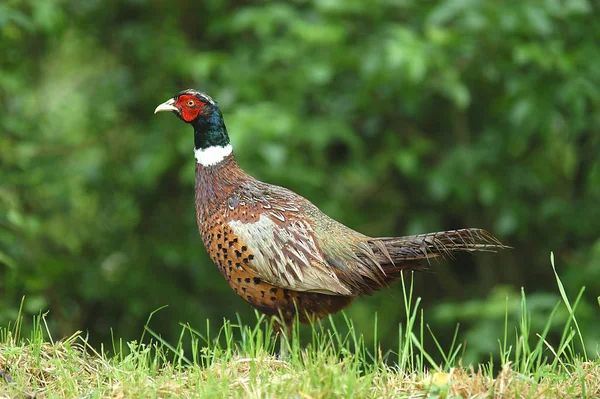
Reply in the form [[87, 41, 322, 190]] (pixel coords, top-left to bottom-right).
[[154, 89, 506, 329]]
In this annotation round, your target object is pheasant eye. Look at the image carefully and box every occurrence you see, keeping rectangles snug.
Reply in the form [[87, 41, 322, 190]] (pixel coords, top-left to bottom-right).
[[186, 100, 195, 107]]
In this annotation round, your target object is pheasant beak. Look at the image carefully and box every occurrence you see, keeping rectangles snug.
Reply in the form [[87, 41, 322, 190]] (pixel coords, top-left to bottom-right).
[[154, 98, 179, 114]]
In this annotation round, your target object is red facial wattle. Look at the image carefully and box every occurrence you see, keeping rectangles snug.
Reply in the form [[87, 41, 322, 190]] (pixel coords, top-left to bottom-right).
[[176, 94, 205, 122]]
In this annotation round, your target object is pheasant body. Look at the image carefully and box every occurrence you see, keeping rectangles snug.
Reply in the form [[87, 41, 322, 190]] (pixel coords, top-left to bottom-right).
[[194, 154, 354, 322], [155, 89, 506, 325]]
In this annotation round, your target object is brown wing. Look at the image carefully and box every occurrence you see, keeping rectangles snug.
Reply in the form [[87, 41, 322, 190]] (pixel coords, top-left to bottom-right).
[[224, 183, 354, 296]]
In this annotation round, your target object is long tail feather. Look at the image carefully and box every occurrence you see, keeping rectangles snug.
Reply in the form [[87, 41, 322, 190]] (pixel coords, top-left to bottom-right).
[[367, 228, 508, 265], [339, 228, 507, 295]]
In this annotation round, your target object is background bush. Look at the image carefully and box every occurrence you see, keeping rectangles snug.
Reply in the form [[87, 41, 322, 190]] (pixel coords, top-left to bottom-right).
[[1, 0, 599, 363]]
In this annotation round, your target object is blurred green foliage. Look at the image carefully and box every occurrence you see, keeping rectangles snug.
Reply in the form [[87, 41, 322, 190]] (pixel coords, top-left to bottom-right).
[[1, 0, 599, 362]]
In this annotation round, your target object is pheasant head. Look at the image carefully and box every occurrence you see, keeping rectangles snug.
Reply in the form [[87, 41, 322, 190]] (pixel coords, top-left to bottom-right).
[[155, 89, 232, 166]]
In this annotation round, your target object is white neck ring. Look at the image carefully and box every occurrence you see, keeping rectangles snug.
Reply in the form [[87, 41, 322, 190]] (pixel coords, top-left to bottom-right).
[[194, 144, 233, 166]]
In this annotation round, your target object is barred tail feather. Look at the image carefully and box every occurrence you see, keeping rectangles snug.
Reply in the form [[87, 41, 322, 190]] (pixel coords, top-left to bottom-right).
[[367, 228, 508, 267], [337, 228, 507, 295]]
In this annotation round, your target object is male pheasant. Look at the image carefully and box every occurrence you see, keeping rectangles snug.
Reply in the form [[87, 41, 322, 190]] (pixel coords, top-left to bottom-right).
[[155, 89, 506, 327]]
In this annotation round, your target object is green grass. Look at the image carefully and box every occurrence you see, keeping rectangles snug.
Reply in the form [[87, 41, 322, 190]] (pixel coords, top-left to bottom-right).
[[1, 254, 598, 398]]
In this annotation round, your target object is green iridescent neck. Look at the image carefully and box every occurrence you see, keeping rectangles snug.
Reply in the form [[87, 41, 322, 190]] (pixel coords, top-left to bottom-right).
[[192, 106, 230, 150]]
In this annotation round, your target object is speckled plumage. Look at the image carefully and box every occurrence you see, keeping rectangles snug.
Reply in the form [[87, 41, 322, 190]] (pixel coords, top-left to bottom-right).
[[155, 89, 507, 327], [194, 154, 355, 322]]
